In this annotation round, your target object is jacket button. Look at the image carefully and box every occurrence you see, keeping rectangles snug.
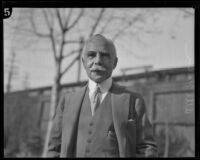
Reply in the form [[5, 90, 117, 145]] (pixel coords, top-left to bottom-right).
[[88, 130, 92, 134], [85, 149, 90, 153], [87, 139, 91, 143], [89, 122, 93, 126]]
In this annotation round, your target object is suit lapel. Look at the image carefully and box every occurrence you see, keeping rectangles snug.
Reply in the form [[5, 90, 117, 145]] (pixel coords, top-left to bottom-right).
[[110, 83, 130, 157], [62, 84, 88, 157]]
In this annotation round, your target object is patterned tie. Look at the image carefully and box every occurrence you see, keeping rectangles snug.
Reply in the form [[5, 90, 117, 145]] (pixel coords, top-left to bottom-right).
[[91, 85, 101, 116]]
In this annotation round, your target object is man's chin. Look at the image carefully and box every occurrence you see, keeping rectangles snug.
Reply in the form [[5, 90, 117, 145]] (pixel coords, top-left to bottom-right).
[[90, 76, 106, 83]]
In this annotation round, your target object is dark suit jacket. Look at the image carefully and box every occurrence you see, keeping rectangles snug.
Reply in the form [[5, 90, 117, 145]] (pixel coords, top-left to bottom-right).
[[47, 82, 158, 157]]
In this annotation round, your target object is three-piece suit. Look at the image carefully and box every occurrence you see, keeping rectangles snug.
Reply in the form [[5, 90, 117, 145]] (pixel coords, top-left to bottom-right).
[[47, 82, 157, 157]]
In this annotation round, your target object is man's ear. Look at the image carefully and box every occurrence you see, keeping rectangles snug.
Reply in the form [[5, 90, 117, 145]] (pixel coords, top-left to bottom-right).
[[113, 57, 118, 69]]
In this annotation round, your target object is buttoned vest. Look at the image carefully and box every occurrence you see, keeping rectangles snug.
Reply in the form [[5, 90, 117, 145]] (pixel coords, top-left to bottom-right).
[[75, 88, 119, 157]]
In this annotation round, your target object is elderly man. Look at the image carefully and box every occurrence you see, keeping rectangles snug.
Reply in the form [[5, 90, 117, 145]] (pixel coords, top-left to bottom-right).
[[47, 34, 158, 157]]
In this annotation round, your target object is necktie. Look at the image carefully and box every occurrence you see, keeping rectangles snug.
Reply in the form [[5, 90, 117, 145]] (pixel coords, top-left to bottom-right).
[[91, 85, 101, 116]]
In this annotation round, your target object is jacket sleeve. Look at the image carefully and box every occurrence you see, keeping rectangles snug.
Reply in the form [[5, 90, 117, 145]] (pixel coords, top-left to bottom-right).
[[46, 94, 66, 157], [134, 96, 158, 157]]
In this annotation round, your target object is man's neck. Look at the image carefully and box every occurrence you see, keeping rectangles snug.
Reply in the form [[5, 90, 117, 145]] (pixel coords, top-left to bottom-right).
[[88, 77, 112, 93]]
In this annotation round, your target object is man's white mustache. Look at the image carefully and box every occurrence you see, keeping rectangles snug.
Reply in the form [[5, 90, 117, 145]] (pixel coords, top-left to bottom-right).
[[90, 66, 106, 71]]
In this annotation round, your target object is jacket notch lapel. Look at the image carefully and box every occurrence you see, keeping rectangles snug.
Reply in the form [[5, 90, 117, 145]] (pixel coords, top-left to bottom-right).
[[62, 84, 87, 157], [110, 84, 130, 157]]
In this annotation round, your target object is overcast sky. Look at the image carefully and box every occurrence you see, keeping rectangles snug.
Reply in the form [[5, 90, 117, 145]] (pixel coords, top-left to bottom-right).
[[3, 8, 194, 92]]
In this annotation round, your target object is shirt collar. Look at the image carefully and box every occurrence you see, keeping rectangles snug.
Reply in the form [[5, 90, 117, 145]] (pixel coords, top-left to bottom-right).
[[88, 77, 112, 94]]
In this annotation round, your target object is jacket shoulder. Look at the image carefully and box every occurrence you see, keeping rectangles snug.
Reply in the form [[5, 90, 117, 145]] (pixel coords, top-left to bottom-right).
[[57, 84, 87, 111], [112, 83, 146, 119], [61, 83, 87, 98], [112, 83, 144, 100]]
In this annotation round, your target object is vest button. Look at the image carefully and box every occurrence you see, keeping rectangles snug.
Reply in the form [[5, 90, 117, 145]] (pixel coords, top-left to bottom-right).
[[85, 149, 90, 153], [89, 122, 93, 126], [87, 139, 91, 143], [88, 130, 92, 134]]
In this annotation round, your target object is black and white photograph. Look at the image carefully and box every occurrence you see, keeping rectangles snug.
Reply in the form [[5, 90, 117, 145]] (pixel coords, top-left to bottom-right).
[[3, 6, 195, 158]]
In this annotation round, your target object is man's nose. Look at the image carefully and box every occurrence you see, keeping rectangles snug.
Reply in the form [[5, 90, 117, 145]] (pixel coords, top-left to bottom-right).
[[94, 53, 102, 64]]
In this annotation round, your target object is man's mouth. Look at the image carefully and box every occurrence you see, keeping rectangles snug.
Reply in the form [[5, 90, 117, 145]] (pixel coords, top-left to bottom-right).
[[91, 70, 104, 73]]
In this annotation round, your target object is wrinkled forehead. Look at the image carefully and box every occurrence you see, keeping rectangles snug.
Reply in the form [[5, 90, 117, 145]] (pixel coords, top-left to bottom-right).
[[83, 35, 116, 57]]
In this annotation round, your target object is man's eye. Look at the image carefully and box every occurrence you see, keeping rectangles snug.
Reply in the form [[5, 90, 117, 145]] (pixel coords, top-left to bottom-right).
[[102, 54, 110, 58], [88, 54, 95, 58], [87, 52, 96, 57]]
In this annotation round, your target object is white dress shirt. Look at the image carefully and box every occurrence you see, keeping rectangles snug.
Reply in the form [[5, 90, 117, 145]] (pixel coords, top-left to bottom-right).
[[88, 77, 112, 116]]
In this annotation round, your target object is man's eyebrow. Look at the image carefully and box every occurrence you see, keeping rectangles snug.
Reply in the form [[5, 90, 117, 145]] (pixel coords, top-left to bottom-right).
[[100, 51, 110, 55], [86, 51, 110, 56], [101, 51, 109, 54], [87, 51, 96, 54]]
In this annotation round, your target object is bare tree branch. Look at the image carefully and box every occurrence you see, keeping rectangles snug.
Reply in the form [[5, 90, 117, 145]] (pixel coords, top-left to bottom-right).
[[58, 35, 65, 61], [88, 8, 106, 37], [99, 11, 114, 34], [65, 9, 84, 32], [179, 8, 194, 16], [61, 55, 79, 77], [42, 9, 58, 61], [42, 9, 53, 31], [64, 40, 81, 44], [64, 8, 73, 28], [112, 13, 146, 41], [61, 50, 79, 59], [5, 22, 36, 36], [111, 22, 130, 41], [30, 10, 50, 38], [48, 9, 55, 23], [56, 9, 64, 31], [56, 9, 65, 60], [50, 34, 58, 62]]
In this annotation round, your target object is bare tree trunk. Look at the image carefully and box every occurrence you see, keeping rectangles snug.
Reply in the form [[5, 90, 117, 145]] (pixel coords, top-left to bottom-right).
[[42, 63, 61, 157]]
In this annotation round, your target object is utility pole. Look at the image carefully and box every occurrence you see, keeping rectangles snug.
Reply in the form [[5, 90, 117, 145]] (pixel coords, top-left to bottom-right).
[[5, 51, 18, 93]]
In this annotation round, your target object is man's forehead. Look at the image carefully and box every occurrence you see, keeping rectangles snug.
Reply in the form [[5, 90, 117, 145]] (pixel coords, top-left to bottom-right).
[[85, 35, 116, 53], [82, 34, 117, 57]]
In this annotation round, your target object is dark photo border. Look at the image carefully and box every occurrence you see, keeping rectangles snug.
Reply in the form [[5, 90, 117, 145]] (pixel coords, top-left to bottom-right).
[[2, 0, 199, 158]]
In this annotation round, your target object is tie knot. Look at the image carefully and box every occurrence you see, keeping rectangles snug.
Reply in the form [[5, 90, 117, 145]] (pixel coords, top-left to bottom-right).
[[94, 85, 101, 94], [91, 85, 101, 103]]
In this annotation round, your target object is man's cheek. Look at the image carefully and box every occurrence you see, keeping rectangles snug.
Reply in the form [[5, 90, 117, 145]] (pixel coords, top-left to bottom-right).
[[86, 61, 93, 68]]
